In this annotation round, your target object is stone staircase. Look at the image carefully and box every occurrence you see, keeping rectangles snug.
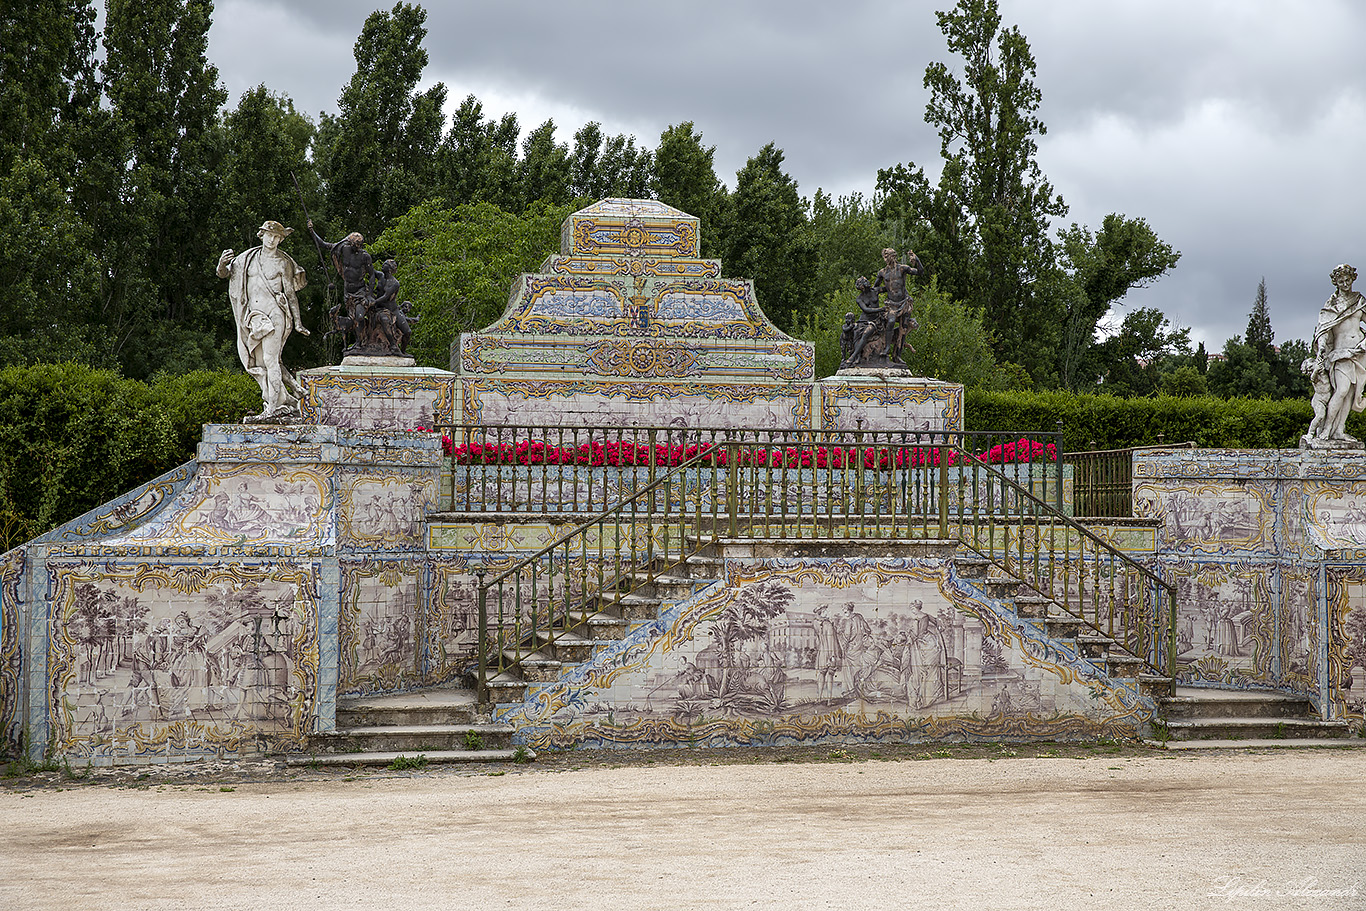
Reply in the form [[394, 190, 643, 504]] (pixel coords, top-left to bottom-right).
[[484, 540, 1175, 723], [484, 553, 722, 711], [289, 684, 528, 767], [952, 550, 1172, 698], [1158, 685, 1357, 748]]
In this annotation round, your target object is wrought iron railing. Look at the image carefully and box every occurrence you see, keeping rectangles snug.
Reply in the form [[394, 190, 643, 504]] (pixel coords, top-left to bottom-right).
[[945, 441, 1176, 677], [475, 443, 726, 698], [469, 427, 1174, 701], [437, 423, 1064, 517], [1064, 441, 1195, 518]]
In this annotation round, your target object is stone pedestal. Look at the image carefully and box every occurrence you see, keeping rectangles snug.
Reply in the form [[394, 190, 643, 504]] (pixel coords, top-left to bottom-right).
[[342, 354, 416, 368], [300, 363, 455, 432], [815, 373, 962, 433]]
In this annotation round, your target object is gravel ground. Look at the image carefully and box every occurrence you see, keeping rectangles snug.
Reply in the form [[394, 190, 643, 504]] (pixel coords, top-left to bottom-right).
[[3, 744, 1365, 910]]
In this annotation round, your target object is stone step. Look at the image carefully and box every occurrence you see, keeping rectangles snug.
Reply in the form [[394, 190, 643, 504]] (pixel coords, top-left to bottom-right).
[[485, 673, 528, 705], [337, 685, 479, 728], [1155, 738, 1366, 751], [634, 574, 706, 599], [973, 578, 1022, 598], [684, 554, 725, 579], [1074, 633, 1114, 659], [584, 611, 628, 639], [1137, 674, 1174, 698], [312, 722, 515, 753], [1013, 595, 1051, 618], [1163, 717, 1351, 742], [545, 632, 594, 662], [1161, 686, 1315, 720], [286, 748, 532, 767], [1100, 653, 1147, 677], [506, 650, 563, 682], [953, 556, 994, 578], [1043, 613, 1084, 638], [614, 593, 664, 620]]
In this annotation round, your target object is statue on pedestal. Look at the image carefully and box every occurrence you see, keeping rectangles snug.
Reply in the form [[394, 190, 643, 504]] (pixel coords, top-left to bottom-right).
[[307, 220, 415, 359], [1301, 264, 1366, 450], [839, 249, 923, 370], [217, 221, 311, 423]]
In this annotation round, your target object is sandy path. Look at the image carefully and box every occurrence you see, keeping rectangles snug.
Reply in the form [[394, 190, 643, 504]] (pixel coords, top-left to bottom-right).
[[4, 751, 1365, 910]]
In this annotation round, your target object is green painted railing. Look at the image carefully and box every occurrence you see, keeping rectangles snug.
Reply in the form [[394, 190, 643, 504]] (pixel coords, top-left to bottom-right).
[[1064, 441, 1196, 518], [463, 426, 1174, 702]]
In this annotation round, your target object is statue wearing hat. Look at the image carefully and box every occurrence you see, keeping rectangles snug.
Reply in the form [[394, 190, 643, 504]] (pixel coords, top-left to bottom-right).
[[1302, 263, 1366, 449], [217, 220, 311, 422]]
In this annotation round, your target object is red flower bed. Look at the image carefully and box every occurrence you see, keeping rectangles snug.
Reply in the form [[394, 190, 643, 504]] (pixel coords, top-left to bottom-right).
[[441, 435, 1056, 469]]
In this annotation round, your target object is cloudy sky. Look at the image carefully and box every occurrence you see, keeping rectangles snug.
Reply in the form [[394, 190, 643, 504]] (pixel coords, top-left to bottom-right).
[[205, 0, 1366, 350]]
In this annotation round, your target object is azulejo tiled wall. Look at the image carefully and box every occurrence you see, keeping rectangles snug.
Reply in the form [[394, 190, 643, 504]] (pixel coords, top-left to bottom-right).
[[45, 559, 322, 762], [1135, 448, 1366, 724], [496, 549, 1153, 750], [3, 424, 446, 763]]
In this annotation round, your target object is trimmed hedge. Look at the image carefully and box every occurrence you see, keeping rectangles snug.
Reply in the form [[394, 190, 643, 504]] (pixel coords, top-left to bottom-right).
[[0, 365, 258, 551], [0, 368, 1340, 551], [965, 389, 1346, 451]]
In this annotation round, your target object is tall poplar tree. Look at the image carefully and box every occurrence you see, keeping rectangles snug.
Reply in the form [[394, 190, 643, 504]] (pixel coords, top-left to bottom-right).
[[0, 0, 105, 364], [719, 143, 817, 332], [651, 121, 726, 254], [876, 0, 1066, 380], [316, 2, 446, 238], [100, 0, 229, 376], [435, 94, 521, 211], [1246, 277, 1273, 356]]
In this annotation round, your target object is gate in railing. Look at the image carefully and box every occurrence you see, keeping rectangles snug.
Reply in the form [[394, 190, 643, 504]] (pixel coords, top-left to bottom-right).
[[436, 424, 1175, 701], [1064, 442, 1196, 518]]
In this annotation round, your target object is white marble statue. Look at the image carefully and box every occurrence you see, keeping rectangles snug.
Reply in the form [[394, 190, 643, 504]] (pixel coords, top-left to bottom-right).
[[1302, 264, 1366, 450], [217, 221, 311, 423]]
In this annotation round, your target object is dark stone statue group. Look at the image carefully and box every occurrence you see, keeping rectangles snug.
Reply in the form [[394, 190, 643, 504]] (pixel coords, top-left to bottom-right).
[[839, 248, 923, 371], [307, 220, 418, 358]]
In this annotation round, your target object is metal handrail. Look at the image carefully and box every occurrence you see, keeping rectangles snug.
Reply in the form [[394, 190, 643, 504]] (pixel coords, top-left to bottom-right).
[[437, 423, 1064, 516], [1063, 441, 1197, 518], [469, 427, 1173, 703], [474, 440, 726, 702], [943, 441, 1177, 677]]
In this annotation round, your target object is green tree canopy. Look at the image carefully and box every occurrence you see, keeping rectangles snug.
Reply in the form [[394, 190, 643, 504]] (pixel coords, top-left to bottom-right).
[[373, 200, 572, 368], [316, 2, 445, 238], [435, 94, 520, 210], [809, 191, 898, 304], [516, 119, 572, 209], [718, 143, 817, 332], [1056, 214, 1181, 390], [1095, 307, 1191, 397], [100, 0, 230, 378], [650, 121, 727, 255], [877, 0, 1066, 381]]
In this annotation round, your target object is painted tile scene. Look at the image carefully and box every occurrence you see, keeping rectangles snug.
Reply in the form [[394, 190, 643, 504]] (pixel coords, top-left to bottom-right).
[[505, 561, 1145, 750], [48, 565, 318, 760]]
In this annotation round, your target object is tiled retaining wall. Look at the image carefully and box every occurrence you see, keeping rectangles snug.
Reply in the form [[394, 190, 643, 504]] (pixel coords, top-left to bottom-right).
[[0, 425, 450, 764], [489, 541, 1154, 750], [1135, 448, 1366, 725]]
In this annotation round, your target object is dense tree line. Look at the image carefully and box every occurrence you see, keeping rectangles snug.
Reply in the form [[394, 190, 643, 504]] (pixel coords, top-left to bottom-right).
[[2, 0, 1306, 400]]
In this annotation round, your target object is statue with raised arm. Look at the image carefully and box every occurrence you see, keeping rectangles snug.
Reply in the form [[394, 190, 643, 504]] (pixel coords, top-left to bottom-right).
[[306, 218, 382, 357], [217, 220, 311, 423], [1302, 264, 1366, 450], [873, 247, 923, 366], [838, 249, 924, 370]]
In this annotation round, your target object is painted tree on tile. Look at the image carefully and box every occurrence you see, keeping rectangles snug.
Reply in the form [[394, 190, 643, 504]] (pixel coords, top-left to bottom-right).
[[709, 580, 794, 701]]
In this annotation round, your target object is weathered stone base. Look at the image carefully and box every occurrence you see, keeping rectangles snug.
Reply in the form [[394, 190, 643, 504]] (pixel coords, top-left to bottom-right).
[[341, 355, 416, 368], [1299, 434, 1364, 451]]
